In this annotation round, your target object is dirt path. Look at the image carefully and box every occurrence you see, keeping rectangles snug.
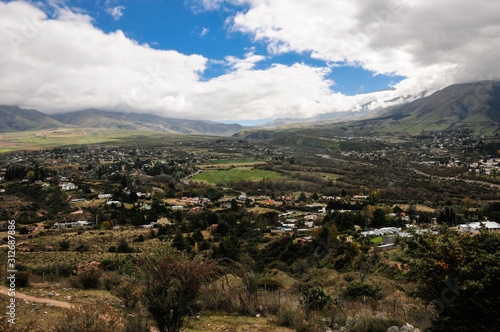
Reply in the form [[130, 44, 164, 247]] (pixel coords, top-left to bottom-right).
[[0, 286, 75, 309]]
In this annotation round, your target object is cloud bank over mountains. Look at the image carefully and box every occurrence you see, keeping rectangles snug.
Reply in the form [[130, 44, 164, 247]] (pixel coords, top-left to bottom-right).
[[0, 0, 499, 121]]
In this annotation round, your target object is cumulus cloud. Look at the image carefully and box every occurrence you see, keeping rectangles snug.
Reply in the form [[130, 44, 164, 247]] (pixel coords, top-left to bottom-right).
[[230, 0, 500, 97], [0, 0, 499, 122], [0, 1, 206, 116]]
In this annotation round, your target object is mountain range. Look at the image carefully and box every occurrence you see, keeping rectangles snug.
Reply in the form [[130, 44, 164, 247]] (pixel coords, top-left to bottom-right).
[[235, 80, 500, 141], [0, 107, 245, 136], [1, 81, 499, 138]]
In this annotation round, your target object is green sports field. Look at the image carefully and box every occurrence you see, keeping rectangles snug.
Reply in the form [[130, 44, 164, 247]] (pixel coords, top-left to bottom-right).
[[189, 167, 286, 184]]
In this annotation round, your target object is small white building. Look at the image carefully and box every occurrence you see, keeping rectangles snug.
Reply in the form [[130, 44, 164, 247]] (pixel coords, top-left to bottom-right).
[[459, 221, 500, 234], [98, 194, 112, 199], [61, 183, 76, 190], [53, 220, 92, 229]]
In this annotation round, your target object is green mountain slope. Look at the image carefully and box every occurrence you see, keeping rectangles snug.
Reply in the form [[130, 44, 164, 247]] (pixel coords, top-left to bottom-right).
[[235, 81, 500, 143], [0, 105, 64, 132], [50, 109, 244, 136]]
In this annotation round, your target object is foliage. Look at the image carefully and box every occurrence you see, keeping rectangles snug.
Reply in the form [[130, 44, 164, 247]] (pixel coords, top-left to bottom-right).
[[405, 226, 500, 331], [117, 237, 134, 253], [258, 277, 284, 290], [59, 239, 70, 251], [76, 264, 102, 289], [340, 281, 383, 300], [51, 301, 120, 332], [138, 247, 226, 332], [300, 286, 338, 311], [14, 271, 31, 288], [32, 263, 75, 280], [0, 315, 41, 331], [112, 276, 141, 309]]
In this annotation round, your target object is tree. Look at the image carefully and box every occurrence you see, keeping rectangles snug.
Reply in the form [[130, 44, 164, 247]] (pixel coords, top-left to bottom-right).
[[463, 196, 471, 210], [437, 206, 457, 226], [405, 227, 500, 331], [230, 199, 238, 212], [172, 230, 186, 251], [298, 192, 307, 203], [371, 208, 386, 228], [138, 248, 225, 332]]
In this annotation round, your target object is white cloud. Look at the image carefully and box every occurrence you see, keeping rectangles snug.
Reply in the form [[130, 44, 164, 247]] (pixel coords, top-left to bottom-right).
[[200, 27, 209, 37], [0, 1, 206, 115], [1, 0, 499, 122], [230, 0, 500, 99], [106, 5, 125, 20]]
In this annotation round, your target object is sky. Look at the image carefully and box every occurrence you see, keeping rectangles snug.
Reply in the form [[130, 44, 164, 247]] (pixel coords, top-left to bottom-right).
[[0, 0, 499, 124]]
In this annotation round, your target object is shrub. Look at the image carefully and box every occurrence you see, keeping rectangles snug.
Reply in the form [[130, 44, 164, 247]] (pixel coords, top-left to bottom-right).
[[276, 304, 303, 327], [75, 244, 89, 252], [32, 263, 75, 280], [77, 264, 102, 289], [15, 271, 31, 288], [138, 247, 226, 332], [102, 271, 122, 291], [405, 226, 500, 331], [258, 277, 283, 290], [113, 277, 141, 309], [342, 313, 402, 332], [117, 237, 134, 253], [133, 234, 145, 242], [340, 282, 383, 300], [59, 240, 70, 251], [51, 301, 120, 332], [300, 286, 338, 311], [124, 313, 150, 332]]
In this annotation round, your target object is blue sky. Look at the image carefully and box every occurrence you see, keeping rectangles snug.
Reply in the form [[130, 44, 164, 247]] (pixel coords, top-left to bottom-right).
[[0, 0, 497, 123], [77, 0, 404, 96]]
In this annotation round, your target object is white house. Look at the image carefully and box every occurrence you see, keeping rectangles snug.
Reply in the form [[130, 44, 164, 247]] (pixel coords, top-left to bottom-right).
[[61, 183, 76, 190], [53, 221, 91, 229], [459, 221, 500, 234], [98, 194, 112, 199]]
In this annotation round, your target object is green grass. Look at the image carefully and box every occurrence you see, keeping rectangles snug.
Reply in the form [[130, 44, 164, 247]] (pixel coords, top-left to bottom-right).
[[0, 128, 225, 153], [190, 167, 286, 184], [210, 159, 266, 164], [370, 236, 382, 245]]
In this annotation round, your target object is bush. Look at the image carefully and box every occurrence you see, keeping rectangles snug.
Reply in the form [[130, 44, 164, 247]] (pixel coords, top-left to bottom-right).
[[275, 305, 327, 332], [138, 247, 226, 332], [102, 271, 122, 291], [133, 234, 145, 242], [300, 286, 338, 311], [340, 282, 383, 300], [15, 271, 31, 288], [276, 304, 303, 327], [77, 264, 102, 289], [258, 277, 283, 290], [32, 263, 75, 280], [117, 238, 134, 253], [124, 313, 150, 332], [59, 240, 70, 251], [75, 244, 89, 252], [113, 277, 141, 309], [51, 301, 120, 332], [341, 313, 402, 332]]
